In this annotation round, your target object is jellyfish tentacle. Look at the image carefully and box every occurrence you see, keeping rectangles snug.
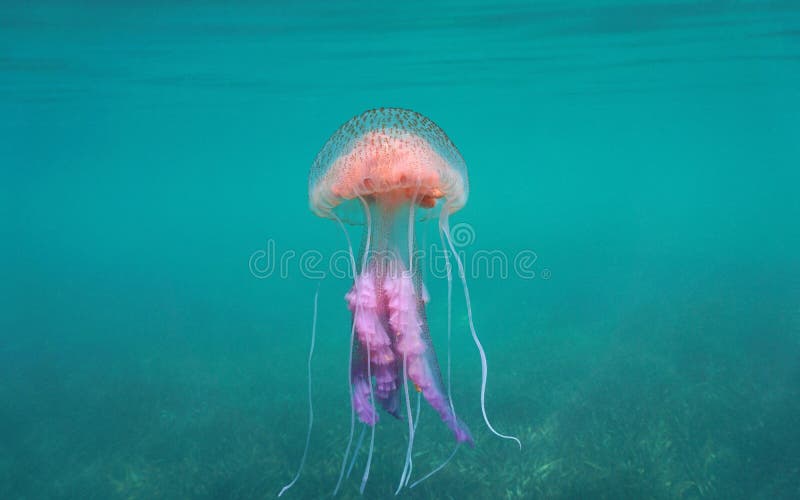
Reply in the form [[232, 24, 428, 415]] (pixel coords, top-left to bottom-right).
[[408, 184, 419, 275], [333, 197, 376, 496], [413, 384, 422, 432], [278, 283, 319, 497], [440, 223, 456, 416], [358, 196, 375, 495], [347, 269, 399, 415], [385, 267, 472, 445], [360, 431, 375, 495], [440, 213, 522, 450], [331, 213, 359, 497], [405, 391, 422, 486], [357, 197, 377, 495], [346, 424, 367, 479], [396, 197, 420, 495], [347, 270, 394, 425], [409, 224, 463, 488], [409, 444, 461, 489], [395, 353, 415, 495], [359, 323, 376, 495]]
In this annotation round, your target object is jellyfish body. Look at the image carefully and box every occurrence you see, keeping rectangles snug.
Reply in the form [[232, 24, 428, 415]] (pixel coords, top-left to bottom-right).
[[302, 108, 515, 495]]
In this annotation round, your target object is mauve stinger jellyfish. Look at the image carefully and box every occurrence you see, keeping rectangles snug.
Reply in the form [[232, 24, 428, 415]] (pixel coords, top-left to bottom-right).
[[279, 108, 520, 497]]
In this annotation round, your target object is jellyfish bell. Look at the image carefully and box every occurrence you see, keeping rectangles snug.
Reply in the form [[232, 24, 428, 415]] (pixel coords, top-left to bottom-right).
[[309, 108, 468, 223], [281, 108, 518, 497]]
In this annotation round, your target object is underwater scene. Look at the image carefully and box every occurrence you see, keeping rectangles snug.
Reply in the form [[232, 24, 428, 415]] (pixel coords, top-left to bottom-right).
[[2, 1, 799, 499]]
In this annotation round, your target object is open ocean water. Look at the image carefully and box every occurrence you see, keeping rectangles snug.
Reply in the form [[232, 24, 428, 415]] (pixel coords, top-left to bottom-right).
[[2, 1, 799, 498]]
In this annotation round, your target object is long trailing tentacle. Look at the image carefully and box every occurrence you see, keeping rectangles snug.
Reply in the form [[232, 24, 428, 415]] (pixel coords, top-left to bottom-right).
[[278, 283, 320, 497], [359, 328, 376, 495], [346, 424, 366, 479], [409, 444, 461, 489], [404, 202, 423, 489], [395, 353, 416, 495], [440, 212, 522, 449], [357, 197, 377, 495], [331, 210, 361, 496], [403, 392, 422, 487], [408, 222, 462, 490], [396, 199, 419, 494], [440, 221, 456, 417], [333, 197, 376, 496]]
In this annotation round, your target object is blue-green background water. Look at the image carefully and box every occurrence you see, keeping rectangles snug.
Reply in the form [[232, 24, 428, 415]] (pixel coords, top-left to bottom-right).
[[2, 1, 799, 498]]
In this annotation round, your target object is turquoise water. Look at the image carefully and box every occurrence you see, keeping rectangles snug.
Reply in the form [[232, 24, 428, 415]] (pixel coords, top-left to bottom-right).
[[2, 1, 799, 498]]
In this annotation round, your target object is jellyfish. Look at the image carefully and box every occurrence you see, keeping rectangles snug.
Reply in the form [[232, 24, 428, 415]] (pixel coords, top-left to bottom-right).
[[279, 108, 519, 497]]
